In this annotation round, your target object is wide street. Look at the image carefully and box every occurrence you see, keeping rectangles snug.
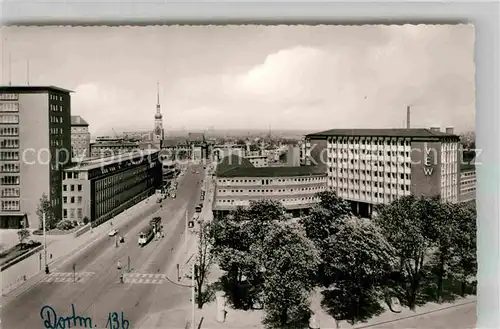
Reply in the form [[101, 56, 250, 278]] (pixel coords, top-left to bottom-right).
[[2, 163, 206, 329]]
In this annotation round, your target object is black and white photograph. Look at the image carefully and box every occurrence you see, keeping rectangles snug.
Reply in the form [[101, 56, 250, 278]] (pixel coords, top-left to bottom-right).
[[0, 25, 476, 329]]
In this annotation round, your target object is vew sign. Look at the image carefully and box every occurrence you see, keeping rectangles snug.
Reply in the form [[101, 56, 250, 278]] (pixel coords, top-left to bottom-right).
[[423, 143, 435, 176]]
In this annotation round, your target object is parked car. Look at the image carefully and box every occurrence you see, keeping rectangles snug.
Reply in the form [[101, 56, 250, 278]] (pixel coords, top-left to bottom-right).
[[171, 193, 176, 198], [108, 228, 118, 237]]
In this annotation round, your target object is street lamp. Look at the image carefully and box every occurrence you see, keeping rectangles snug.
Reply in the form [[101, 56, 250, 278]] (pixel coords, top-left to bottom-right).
[[43, 212, 47, 267]]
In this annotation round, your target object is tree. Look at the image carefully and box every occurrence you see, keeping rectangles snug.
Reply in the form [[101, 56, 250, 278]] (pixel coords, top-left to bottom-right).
[[194, 221, 215, 309], [300, 191, 352, 287], [82, 216, 90, 225], [258, 222, 320, 329], [17, 228, 31, 249], [450, 202, 477, 296], [320, 217, 396, 325], [35, 193, 58, 230], [373, 195, 438, 310]]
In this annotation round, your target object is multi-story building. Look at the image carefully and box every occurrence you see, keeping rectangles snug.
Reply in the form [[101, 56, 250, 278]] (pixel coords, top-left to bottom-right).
[[213, 155, 327, 217], [0, 86, 72, 229], [90, 137, 140, 157], [62, 149, 162, 226], [71, 115, 91, 158], [459, 164, 476, 203], [305, 127, 460, 217]]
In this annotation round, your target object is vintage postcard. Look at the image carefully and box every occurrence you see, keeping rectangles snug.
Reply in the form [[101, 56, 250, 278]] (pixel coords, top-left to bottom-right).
[[0, 25, 475, 329]]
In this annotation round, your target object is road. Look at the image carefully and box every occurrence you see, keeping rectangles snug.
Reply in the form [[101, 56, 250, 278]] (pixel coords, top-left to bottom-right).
[[2, 164, 205, 329], [364, 301, 476, 329]]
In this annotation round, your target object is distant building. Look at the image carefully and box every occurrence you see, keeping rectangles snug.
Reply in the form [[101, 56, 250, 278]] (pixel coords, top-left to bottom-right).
[[160, 133, 209, 161], [285, 145, 301, 167], [213, 155, 327, 217], [62, 149, 161, 226], [459, 164, 476, 203], [71, 115, 91, 158], [305, 127, 460, 217], [90, 137, 141, 157], [0, 86, 72, 229], [245, 154, 269, 167]]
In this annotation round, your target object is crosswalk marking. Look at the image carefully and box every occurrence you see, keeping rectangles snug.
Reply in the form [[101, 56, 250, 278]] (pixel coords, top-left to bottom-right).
[[40, 272, 95, 284], [122, 273, 167, 285]]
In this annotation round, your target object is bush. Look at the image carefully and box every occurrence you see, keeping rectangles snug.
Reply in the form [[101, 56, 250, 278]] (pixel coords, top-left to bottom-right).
[[83, 217, 90, 225], [56, 220, 75, 231], [33, 229, 43, 235], [72, 220, 78, 227]]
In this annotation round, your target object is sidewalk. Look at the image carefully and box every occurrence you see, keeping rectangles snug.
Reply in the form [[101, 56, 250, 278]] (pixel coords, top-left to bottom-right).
[[0, 194, 157, 300]]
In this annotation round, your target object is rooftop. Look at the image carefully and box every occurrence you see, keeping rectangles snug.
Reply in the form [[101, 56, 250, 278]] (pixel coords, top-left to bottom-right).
[[306, 128, 459, 139], [71, 115, 89, 126], [65, 149, 159, 171], [216, 154, 324, 178], [0, 85, 73, 93]]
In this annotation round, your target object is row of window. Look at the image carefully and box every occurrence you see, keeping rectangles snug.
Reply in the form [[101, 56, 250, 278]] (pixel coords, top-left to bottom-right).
[[332, 159, 412, 168], [0, 114, 19, 124], [330, 168, 410, 179], [217, 197, 319, 204], [327, 139, 411, 146], [63, 207, 83, 219], [0, 127, 19, 136], [0, 138, 19, 148], [330, 149, 411, 158], [0, 102, 19, 112], [50, 94, 63, 101], [1, 187, 20, 197], [1, 175, 20, 185], [50, 104, 64, 112], [218, 177, 325, 184], [0, 163, 20, 173], [51, 127, 64, 135], [50, 115, 64, 124], [460, 178, 476, 185], [218, 186, 324, 194], [335, 188, 411, 201], [1, 200, 20, 211], [63, 196, 83, 204], [0, 93, 19, 101], [334, 178, 410, 190], [63, 183, 83, 192], [461, 187, 476, 193]]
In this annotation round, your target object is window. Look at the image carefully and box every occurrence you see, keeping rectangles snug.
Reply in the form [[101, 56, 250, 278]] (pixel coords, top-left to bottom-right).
[[0, 103, 19, 112], [63, 196, 67, 204], [70, 185, 75, 192], [77, 208, 83, 219], [0, 115, 19, 124], [77, 184, 82, 192], [63, 185, 67, 191], [1, 175, 19, 185], [63, 209, 68, 218], [70, 196, 75, 203], [1, 200, 20, 211], [69, 209, 75, 219]]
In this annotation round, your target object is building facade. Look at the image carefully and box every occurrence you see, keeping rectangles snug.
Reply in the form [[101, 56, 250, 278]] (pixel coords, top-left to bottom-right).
[[62, 150, 162, 226], [459, 164, 476, 203], [245, 155, 269, 167], [71, 115, 91, 158], [90, 137, 141, 157], [213, 155, 327, 217], [305, 127, 460, 217], [0, 86, 72, 229]]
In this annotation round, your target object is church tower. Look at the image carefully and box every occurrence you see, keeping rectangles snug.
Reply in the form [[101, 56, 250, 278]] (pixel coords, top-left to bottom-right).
[[153, 81, 164, 149]]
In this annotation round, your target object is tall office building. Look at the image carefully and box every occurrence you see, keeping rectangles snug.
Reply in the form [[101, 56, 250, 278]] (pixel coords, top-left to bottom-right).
[[71, 115, 90, 158], [0, 86, 72, 229], [305, 127, 460, 217]]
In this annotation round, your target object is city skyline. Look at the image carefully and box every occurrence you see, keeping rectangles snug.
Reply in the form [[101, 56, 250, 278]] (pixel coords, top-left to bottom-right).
[[2, 25, 475, 136]]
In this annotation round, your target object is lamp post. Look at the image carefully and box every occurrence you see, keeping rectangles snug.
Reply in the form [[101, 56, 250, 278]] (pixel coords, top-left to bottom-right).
[[191, 263, 195, 328], [184, 210, 188, 253]]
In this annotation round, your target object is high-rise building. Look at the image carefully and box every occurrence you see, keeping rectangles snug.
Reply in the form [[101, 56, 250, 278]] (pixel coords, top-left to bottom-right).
[[0, 86, 72, 229], [305, 127, 460, 217], [71, 115, 90, 158], [153, 82, 164, 150]]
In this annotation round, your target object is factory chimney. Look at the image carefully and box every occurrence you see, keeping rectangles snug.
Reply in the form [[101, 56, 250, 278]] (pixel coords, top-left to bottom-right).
[[406, 105, 411, 129]]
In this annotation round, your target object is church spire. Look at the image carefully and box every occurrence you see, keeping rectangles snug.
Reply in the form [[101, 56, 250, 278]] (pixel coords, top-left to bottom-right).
[[155, 81, 162, 119]]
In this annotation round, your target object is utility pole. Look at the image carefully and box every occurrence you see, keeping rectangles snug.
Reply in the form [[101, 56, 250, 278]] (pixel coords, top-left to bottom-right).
[[185, 210, 188, 252], [73, 263, 76, 282], [43, 212, 47, 266]]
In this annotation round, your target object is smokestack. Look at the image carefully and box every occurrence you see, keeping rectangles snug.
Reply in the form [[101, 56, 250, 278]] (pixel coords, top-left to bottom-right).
[[406, 105, 411, 129]]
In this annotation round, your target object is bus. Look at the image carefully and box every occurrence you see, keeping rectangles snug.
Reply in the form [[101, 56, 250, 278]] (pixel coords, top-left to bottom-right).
[[138, 224, 154, 246]]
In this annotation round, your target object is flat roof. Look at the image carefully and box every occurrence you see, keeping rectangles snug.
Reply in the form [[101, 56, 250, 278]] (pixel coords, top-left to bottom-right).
[[0, 85, 74, 93], [65, 149, 159, 171], [216, 154, 324, 178], [306, 128, 459, 139]]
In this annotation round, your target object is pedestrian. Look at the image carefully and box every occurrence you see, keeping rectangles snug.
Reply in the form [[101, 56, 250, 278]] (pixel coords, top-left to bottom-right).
[[45, 264, 50, 275], [120, 272, 124, 284]]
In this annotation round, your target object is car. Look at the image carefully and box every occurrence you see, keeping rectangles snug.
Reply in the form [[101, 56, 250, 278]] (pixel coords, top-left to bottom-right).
[[108, 228, 118, 237], [171, 193, 176, 198], [196, 171, 200, 174]]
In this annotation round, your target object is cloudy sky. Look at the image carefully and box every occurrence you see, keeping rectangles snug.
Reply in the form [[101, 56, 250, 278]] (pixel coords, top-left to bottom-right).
[[1, 25, 475, 135]]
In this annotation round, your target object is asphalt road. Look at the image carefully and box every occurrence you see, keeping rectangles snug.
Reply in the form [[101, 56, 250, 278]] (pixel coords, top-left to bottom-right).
[[2, 164, 205, 329]]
